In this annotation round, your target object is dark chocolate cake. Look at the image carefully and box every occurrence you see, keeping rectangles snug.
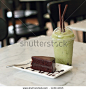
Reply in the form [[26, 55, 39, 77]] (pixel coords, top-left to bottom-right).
[[31, 56, 56, 73]]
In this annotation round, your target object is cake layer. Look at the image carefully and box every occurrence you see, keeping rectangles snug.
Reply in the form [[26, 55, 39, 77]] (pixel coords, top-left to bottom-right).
[[31, 63, 55, 73], [32, 56, 55, 66]]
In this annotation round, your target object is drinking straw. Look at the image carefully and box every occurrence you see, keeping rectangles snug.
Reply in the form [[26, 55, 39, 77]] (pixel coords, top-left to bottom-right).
[[58, 4, 62, 32], [62, 4, 68, 32]]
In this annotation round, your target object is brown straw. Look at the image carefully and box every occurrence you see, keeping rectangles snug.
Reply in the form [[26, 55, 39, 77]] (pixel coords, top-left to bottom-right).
[[58, 4, 62, 32], [62, 18, 65, 32], [62, 4, 68, 32]]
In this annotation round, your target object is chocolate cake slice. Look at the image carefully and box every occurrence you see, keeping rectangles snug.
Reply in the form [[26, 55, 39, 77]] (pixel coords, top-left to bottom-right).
[[31, 56, 56, 73]]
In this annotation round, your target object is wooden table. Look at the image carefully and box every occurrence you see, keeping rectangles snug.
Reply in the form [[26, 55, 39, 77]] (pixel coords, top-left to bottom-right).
[[68, 20, 86, 43], [0, 36, 86, 86]]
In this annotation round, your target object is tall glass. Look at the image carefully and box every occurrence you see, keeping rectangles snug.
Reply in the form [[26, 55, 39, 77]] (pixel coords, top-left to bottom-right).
[[52, 27, 75, 66]]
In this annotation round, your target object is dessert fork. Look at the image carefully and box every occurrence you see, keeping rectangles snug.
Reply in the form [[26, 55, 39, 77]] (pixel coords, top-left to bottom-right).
[[6, 61, 31, 68]]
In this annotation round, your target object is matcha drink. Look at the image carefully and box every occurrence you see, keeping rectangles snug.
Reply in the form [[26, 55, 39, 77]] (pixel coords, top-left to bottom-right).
[[52, 27, 75, 65]]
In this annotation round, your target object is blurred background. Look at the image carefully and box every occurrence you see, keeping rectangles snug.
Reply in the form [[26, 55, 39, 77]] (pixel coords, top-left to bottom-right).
[[0, 0, 86, 47]]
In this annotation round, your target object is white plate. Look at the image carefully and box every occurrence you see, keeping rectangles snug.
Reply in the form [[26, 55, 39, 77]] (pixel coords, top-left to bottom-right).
[[13, 59, 73, 79]]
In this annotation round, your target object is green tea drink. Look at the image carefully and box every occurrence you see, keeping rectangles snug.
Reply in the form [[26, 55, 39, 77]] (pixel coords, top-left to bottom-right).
[[52, 27, 75, 65]]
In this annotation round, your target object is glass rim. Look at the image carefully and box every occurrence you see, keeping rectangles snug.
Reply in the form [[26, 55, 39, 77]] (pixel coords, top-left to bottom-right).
[[52, 36, 75, 41]]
